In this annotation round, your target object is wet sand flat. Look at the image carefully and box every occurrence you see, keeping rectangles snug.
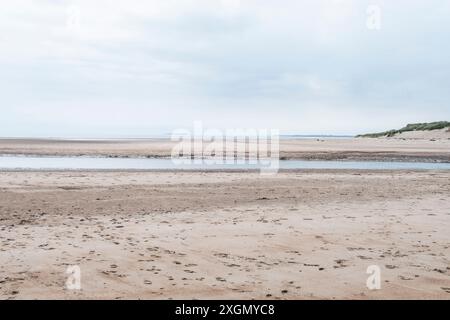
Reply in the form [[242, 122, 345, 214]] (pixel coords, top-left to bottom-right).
[[1, 138, 450, 162], [1, 170, 449, 299]]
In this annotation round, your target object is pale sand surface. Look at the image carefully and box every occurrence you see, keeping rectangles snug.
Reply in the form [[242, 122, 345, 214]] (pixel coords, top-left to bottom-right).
[[388, 128, 450, 140], [1, 170, 449, 299], [1, 137, 450, 161]]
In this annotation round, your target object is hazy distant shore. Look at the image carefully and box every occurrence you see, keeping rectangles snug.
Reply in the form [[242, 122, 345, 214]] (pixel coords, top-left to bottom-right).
[[1, 137, 450, 162]]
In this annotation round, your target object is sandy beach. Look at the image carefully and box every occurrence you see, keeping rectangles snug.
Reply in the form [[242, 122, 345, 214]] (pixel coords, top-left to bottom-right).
[[3, 0, 450, 306], [1, 169, 449, 299]]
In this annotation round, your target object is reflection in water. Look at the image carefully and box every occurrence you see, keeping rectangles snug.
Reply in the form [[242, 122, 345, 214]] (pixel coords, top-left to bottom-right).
[[0, 155, 449, 170]]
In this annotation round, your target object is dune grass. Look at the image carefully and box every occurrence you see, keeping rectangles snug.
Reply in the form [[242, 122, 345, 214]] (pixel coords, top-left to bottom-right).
[[357, 121, 450, 138]]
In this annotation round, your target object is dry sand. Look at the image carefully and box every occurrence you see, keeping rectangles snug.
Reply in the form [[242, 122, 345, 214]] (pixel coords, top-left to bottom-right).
[[1, 169, 449, 299], [1, 137, 450, 162], [387, 128, 450, 140]]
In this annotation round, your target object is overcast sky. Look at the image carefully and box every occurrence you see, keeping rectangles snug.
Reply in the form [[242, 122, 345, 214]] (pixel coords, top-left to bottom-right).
[[1, 0, 449, 137]]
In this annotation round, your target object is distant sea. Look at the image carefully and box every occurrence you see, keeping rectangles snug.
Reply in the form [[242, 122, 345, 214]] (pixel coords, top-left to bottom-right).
[[280, 135, 354, 140], [1, 134, 355, 140]]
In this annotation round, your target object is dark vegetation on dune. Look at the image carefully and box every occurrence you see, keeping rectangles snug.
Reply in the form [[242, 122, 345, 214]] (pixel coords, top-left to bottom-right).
[[357, 121, 450, 138]]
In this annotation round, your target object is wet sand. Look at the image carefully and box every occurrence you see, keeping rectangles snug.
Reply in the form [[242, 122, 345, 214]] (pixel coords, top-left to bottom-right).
[[1, 170, 449, 299], [1, 137, 450, 162]]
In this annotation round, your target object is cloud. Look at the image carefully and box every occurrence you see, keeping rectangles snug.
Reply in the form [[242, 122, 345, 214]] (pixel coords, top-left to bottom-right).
[[0, 0, 449, 137]]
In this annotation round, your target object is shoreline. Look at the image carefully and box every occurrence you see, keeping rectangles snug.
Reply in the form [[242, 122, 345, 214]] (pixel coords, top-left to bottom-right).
[[1, 153, 450, 163], [1, 137, 450, 163], [1, 168, 448, 174]]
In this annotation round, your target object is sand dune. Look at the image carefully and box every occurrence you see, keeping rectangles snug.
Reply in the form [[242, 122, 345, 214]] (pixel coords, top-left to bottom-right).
[[385, 128, 450, 140]]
